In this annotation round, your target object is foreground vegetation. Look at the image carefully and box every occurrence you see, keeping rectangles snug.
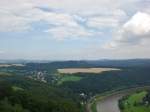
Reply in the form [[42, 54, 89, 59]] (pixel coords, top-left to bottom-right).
[[119, 91, 150, 112], [0, 76, 83, 112]]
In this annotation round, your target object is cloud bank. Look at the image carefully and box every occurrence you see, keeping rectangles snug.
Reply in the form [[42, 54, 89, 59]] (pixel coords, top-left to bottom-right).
[[0, 0, 150, 59]]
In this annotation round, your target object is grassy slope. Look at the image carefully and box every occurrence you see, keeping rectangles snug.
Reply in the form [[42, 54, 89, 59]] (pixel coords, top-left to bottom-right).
[[122, 91, 150, 112], [57, 75, 82, 85]]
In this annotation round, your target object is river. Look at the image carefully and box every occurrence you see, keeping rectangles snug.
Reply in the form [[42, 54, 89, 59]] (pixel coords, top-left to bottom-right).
[[96, 93, 125, 112], [90, 86, 150, 112]]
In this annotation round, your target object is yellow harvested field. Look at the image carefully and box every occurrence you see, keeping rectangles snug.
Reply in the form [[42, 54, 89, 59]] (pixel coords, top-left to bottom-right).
[[11, 64, 25, 67], [0, 64, 11, 67], [0, 64, 25, 67], [58, 68, 121, 74]]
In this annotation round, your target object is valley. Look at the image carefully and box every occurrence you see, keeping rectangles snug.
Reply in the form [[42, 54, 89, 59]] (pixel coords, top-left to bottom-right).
[[0, 59, 150, 112]]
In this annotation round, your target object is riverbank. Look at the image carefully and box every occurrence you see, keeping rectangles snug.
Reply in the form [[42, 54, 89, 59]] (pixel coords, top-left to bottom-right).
[[87, 86, 150, 112], [119, 91, 150, 112]]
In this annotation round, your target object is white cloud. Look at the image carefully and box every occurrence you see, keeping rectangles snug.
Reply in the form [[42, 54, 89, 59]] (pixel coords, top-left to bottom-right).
[[0, 10, 31, 32], [107, 12, 150, 48], [0, 3, 80, 32], [87, 9, 127, 29], [0, 0, 150, 59], [0, 0, 127, 30], [124, 12, 150, 36], [33, 0, 120, 15], [0, 0, 80, 32], [0, 0, 149, 41], [45, 26, 93, 40], [0, 0, 96, 40], [87, 17, 119, 29], [87, 16, 120, 29]]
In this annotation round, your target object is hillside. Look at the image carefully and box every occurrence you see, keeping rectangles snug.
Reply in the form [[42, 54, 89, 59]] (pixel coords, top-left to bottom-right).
[[0, 59, 150, 112]]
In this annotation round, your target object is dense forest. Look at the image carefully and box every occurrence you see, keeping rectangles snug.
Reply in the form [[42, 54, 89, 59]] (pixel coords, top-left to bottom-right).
[[0, 79, 82, 112]]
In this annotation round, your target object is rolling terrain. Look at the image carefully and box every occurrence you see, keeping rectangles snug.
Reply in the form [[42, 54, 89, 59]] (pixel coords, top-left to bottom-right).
[[0, 59, 150, 112]]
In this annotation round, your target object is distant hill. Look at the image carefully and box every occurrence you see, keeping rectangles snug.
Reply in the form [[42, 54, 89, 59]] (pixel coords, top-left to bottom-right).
[[1, 59, 150, 67], [46, 59, 150, 68], [86, 59, 150, 67]]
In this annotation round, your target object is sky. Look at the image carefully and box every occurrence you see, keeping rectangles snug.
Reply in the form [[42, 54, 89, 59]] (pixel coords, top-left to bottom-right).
[[0, 0, 150, 60]]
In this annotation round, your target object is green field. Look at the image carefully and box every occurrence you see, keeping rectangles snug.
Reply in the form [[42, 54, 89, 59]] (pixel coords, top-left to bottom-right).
[[121, 91, 150, 112], [57, 75, 82, 85], [0, 72, 12, 76], [12, 86, 24, 91]]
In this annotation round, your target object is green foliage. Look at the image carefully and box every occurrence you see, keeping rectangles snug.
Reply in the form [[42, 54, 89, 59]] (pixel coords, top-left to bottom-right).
[[143, 90, 150, 105], [0, 60, 150, 112], [61, 67, 150, 97], [91, 101, 97, 112], [57, 75, 82, 85], [119, 91, 150, 112], [0, 80, 81, 112], [12, 86, 24, 91]]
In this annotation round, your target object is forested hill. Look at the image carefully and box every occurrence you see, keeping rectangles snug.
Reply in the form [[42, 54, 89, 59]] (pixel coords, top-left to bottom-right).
[[24, 59, 150, 70], [1, 59, 150, 68], [0, 79, 82, 112], [86, 59, 150, 67]]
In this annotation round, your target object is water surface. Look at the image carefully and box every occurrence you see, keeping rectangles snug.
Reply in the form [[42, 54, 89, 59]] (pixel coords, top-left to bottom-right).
[[96, 94, 124, 112]]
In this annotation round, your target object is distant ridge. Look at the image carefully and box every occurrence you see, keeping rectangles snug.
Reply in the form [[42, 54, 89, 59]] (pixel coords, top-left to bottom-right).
[[0, 59, 150, 67]]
